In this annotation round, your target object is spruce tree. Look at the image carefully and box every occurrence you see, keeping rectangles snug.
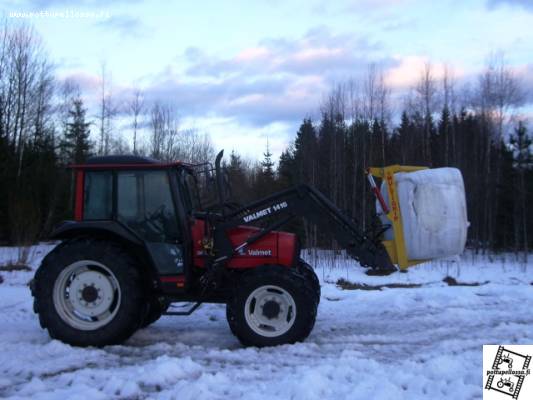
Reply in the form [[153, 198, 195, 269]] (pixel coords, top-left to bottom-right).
[[62, 97, 91, 164], [252, 141, 276, 199], [261, 141, 275, 180]]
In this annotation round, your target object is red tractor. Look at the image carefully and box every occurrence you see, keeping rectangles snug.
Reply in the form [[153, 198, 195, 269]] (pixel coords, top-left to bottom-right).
[[31, 151, 394, 347]]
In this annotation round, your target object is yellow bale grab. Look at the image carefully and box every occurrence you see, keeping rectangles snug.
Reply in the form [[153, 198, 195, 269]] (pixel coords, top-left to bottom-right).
[[367, 165, 428, 271]]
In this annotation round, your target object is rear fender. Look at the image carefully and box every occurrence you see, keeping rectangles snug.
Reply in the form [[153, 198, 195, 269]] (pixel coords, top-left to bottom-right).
[[49, 220, 158, 284], [51, 220, 143, 245]]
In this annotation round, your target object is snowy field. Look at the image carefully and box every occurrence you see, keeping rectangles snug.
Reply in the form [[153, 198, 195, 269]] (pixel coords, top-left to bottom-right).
[[0, 245, 531, 400]]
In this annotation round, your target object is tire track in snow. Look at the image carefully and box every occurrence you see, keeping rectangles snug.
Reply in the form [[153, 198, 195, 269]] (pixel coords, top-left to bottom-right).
[[0, 278, 531, 399]]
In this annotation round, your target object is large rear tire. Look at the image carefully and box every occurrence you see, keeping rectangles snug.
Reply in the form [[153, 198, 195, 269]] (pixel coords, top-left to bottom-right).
[[32, 239, 145, 347], [226, 266, 317, 347]]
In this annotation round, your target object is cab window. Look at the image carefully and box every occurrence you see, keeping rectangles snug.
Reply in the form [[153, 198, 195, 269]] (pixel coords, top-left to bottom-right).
[[117, 170, 180, 242], [181, 171, 202, 212], [84, 171, 112, 220]]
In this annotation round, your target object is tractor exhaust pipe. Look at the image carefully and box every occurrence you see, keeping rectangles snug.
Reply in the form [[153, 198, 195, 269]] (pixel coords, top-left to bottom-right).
[[214, 150, 225, 209]]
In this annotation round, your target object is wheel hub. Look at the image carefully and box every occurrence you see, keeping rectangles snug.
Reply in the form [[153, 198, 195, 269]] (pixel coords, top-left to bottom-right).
[[244, 285, 297, 337], [262, 300, 281, 319], [81, 285, 98, 303]]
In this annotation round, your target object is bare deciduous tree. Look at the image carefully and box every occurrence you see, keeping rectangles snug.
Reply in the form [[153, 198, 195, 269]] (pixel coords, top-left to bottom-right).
[[128, 88, 144, 154], [476, 52, 524, 249], [57, 78, 80, 133], [414, 62, 438, 164], [150, 101, 176, 160], [441, 65, 456, 164], [149, 100, 214, 163], [97, 63, 118, 155]]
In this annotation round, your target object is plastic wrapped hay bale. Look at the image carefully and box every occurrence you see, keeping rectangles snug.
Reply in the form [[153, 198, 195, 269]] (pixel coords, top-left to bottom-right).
[[378, 168, 468, 260]]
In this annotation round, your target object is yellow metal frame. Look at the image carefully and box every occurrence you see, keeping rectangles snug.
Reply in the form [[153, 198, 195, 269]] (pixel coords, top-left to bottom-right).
[[368, 165, 428, 271]]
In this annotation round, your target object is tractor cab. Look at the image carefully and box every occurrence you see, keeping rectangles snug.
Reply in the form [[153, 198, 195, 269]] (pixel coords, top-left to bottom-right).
[[69, 155, 200, 282]]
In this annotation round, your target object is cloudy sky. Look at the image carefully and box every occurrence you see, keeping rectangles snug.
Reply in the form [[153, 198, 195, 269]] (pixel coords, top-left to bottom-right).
[[3, 0, 533, 159]]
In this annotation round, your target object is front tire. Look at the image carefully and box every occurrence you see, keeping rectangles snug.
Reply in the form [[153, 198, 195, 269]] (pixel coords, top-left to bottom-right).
[[226, 266, 317, 347], [32, 239, 145, 347], [299, 259, 321, 304]]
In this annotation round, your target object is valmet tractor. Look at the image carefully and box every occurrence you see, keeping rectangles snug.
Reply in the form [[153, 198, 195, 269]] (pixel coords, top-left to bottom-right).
[[31, 151, 394, 347]]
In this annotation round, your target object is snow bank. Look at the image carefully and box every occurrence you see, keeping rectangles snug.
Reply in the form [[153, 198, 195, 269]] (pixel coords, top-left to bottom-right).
[[379, 168, 468, 260]]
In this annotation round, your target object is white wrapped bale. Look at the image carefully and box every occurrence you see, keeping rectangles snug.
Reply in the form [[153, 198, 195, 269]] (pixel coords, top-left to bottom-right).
[[377, 168, 468, 260]]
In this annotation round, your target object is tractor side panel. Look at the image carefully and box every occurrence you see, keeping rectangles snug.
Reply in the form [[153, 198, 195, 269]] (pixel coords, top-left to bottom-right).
[[190, 219, 296, 269], [227, 227, 279, 268]]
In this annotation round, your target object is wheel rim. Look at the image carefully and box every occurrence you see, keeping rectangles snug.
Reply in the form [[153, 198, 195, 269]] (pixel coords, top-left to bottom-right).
[[244, 285, 296, 338], [53, 260, 121, 331]]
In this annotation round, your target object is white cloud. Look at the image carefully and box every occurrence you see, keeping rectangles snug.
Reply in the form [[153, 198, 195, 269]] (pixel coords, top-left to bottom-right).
[[385, 56, 466, 89]]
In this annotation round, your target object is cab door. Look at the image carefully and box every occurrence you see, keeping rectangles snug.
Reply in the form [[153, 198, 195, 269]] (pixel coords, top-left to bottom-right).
[[116, 170, 185, 275]]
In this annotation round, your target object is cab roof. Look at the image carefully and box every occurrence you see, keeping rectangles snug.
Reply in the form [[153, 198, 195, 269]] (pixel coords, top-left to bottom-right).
[[86, 155, 160, 165], [70, 155, 188, 170]]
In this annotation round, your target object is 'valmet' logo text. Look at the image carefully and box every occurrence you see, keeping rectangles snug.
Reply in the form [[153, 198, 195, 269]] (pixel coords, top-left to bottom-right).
[[247, 249, 272, 256]]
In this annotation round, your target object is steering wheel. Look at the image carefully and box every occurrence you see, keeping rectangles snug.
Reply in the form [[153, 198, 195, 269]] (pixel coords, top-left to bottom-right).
[[145, 205, 166, 221], [142, 205, 167, 238]]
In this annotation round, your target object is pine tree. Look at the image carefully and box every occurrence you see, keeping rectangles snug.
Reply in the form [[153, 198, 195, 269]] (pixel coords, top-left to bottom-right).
[[509, 121, 532, 259], [227, 150, 251, 202], [318, 113, 335, 197], [437, 106, 451, 166], [292, 119, 318, 248], [228, 150, 244, 175], [277, 145, 295, 189], [394, 111, 412, 164], [293, 119, 317, 185], [371, 117, 385, 166], [62, 97, 91, 165], [494, 140, 515, 250]]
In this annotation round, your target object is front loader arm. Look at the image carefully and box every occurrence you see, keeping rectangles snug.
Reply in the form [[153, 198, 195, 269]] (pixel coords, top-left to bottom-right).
[[211, 184, 395, 272]]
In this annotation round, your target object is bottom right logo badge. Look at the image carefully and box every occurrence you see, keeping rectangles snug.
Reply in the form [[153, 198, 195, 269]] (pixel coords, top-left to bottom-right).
[[484, 345, 532, 399]]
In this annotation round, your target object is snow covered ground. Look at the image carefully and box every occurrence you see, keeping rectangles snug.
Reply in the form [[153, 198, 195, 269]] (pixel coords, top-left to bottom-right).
[[0, 245, 531, 400]]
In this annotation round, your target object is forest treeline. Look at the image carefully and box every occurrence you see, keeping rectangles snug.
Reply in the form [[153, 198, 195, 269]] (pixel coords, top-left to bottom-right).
[[226, 63, 532, 258], [0, 23, 531, 258]]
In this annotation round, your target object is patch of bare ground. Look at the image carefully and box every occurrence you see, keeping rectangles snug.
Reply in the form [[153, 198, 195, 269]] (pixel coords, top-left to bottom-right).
[[336, 278, 423, 290], [442, 276, 489, 286], [336, 276, 489, 290], [0, 263, 31, 272]]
